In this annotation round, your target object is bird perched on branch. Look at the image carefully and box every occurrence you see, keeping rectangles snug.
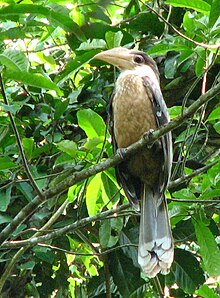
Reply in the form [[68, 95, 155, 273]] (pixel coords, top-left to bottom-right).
[[94, 47, 173, 277]]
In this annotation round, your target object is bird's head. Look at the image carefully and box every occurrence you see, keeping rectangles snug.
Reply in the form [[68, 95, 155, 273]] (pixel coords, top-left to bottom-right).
[[94, 47, 159, 77]]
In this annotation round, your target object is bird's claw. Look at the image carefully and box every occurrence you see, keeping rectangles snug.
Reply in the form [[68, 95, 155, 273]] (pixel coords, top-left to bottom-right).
[[117, 148, 127, 159], [143, 129, 154, 148]]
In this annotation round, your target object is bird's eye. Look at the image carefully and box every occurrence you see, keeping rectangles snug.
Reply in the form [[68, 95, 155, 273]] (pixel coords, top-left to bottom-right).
[[133, 55, 145, 64]]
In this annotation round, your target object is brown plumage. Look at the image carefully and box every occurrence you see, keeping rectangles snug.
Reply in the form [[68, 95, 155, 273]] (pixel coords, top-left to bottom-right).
[[94, 47, 173, 277]]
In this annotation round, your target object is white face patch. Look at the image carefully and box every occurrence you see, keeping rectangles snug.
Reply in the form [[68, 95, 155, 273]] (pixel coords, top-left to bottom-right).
[[119, 65, 160, 88]]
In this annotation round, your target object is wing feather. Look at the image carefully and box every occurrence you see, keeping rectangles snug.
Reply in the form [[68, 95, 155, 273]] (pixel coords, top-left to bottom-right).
[[143, 77, 172, 194]]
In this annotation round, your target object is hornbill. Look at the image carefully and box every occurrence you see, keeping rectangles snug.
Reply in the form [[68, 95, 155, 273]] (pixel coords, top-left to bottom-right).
[[94, 47, 173, 277]]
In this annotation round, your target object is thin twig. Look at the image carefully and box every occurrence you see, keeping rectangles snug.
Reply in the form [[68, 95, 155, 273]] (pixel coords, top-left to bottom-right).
[[169, 160, 218, 188], [0, 74, 43, 199], [141, 1, 220, 49]]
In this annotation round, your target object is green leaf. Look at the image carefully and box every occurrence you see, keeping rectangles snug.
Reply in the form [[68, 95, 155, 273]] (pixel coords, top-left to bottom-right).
[[173, 188, 197, 200], [105, 31, 123, 48], [148, 43, 189, 55], [56, 140, 77, 158], [164, 55, 179, 79], [196, 284, 219, 298], [209, 0, 220, 27], [183, 11, 196, 33], [195, 50, 206, 77], [17, 182, 34, 203], [168, 106, 182, 119], [18, 261, 35, 270], [0, 49, 29, 72], [4, 70, 62, 95], [35, 249, 55, 264], [207, 106, 220, 121], [22, 137, 34, 160], [99, 219, 111, 248], [0, 214, 12, 225], [109, 251, 144, 297], [77, 39, 106, 51], [172, 248, 205, 294], [165, 0, 211, 15], [77, 109, 106, 139], [101, 171, 120, 207], [56, 50, 99, 85], [0, 4, 86, 41], [0, 157, 17, 170], [193, 216, 220, 277], [213, 122, 220, 134], [122, 12, 164, 36], [86, 174, 102, 216], [0, 186, 12, 212]]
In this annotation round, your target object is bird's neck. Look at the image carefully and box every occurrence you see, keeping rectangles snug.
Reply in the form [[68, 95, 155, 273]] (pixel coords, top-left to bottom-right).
[[119, 65, 159, 86]]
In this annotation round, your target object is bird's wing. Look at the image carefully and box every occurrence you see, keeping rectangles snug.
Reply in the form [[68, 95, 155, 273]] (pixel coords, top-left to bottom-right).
[[143, 77, 173, 195], [108, 92, 141, 208]]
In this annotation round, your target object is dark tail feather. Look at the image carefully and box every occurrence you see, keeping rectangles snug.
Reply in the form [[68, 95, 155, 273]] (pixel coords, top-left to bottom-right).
[[138, 186, 173, 277]]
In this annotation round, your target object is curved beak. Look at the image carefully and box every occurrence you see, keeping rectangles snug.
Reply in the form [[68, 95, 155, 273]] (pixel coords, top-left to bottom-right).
[[94, 47, 133, 70]]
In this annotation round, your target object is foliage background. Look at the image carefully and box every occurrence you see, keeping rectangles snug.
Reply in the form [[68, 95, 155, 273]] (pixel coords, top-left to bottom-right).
[[0, 0, 220, 297]]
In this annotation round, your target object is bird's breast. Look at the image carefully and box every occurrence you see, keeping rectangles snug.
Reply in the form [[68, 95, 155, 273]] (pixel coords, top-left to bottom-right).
[[112, 73, 157, 148]]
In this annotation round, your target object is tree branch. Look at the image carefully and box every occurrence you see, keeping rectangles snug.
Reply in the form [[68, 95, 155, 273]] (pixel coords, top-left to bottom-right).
[[0, 82, 220, 246], [0, 203, 130, 249]]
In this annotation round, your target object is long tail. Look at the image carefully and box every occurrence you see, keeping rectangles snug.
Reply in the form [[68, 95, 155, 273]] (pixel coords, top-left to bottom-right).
[[138, 186, 174, 278]]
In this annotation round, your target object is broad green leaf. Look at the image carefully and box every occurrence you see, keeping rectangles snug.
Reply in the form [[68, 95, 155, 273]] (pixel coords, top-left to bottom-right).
[[0, 49, 29, 72], [148, 43, 189, 55], [105, 31, 123, 48], [109, 251, 145, 297], [54, 153, 75, 168], [168, 106, 182, 119], [209, 0, 220, 27], [17, 182, 34, 203], [172, 248, 205, 294], [77, 109, 106, 139], [0, 125, 9, 143], [0, 4, 86, 41], [0, 186, 12, 212], [99, 219, 111, 248], [4, 70, 62, 95], [193, 217, 220, 277], [196, 284, 219, 298], [0, 157, 17, 170], [165, 0, 211, 15], [77, 39, 106, 51], [213, 122, 220, 134], [86, 174, 102, 216], [173, 188, 197, 200], [0, 214, 12, 225], [35, 250, 55, 264], [56, 50, 99, 85], [101, 172, 120, 208], [122, 12, 164, 36], [18, 261, 35, 270], [22, 137, 34, 160], [207, 106, 220, 121], [183, 11, 196, 33], [164, 55, 179, 79], [56, 140, 77, 158], [195, 50, 206, 77]]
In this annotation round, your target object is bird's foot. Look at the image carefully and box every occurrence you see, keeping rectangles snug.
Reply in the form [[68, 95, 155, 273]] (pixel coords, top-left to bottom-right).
[[143, 129, 154, 148], [116, 148, 127, 159]]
